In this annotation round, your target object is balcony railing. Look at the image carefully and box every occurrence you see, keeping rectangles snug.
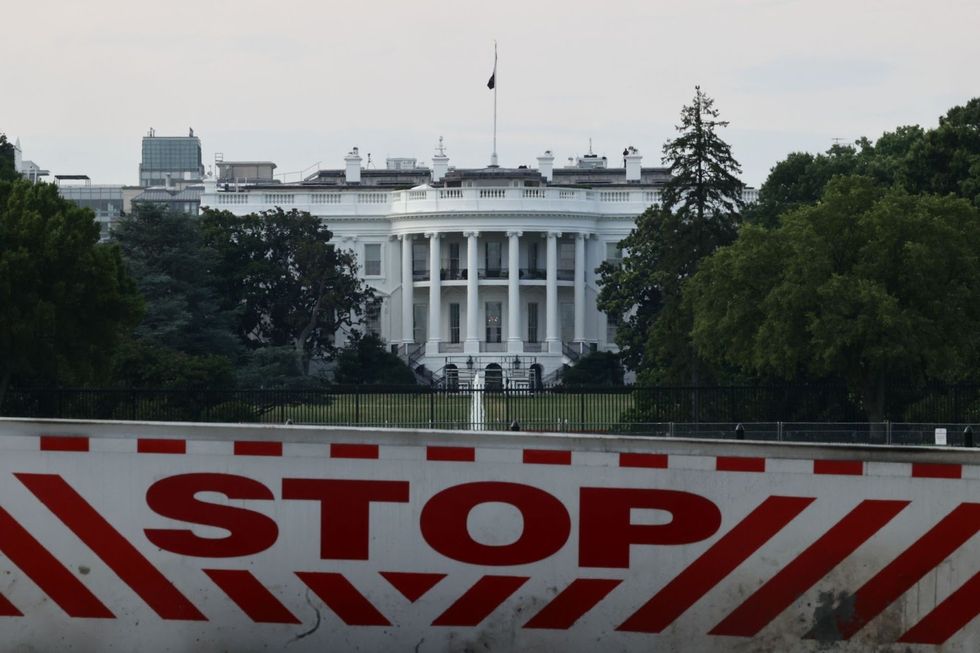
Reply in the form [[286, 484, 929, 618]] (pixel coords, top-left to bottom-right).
[[478, 267, 506, 280], [520, 268, 546, 280], [204, 185, 686, 218], [412, 269, 429, 281]]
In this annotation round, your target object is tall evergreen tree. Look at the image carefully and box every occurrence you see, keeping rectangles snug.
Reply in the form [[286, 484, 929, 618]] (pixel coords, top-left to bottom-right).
[[598, 86, 744, 384]]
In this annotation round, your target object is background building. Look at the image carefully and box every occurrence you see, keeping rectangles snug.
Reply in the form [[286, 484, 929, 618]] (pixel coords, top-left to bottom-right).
[[139, 128, 204, 187]]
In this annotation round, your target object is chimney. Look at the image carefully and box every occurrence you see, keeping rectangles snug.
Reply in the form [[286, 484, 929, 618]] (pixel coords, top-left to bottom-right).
[[624, 146, 642, 182], [537, 150, 555, 182], [432, 136, 449, 182], [345, 147, 362, 184]]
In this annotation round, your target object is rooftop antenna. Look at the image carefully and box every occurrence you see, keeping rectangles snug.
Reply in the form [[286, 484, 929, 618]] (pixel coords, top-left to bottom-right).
[[588, 137, 593, 156], [487, 40, 498, 167], [832, 137, 850, 146], [366, 153, 374, 169]]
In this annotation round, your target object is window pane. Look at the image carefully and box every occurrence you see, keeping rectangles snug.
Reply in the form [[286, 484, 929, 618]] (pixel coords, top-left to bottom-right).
[[364, 243, 381, 276]]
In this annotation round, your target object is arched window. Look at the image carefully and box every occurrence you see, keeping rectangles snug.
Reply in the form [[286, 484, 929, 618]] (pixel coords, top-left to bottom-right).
[[444, 364, 459, 390], [485, 363, 503, 391]]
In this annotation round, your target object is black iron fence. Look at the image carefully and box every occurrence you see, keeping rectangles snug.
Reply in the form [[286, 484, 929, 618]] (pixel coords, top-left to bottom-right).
[[4, 385, 980, 441]]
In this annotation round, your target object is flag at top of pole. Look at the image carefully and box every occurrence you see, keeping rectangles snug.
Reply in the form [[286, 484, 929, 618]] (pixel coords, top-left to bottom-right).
[[487, 45, 497, 89]]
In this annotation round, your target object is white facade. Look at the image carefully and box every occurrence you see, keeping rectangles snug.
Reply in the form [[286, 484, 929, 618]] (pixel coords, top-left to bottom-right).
[[201, 148, 753, 386]]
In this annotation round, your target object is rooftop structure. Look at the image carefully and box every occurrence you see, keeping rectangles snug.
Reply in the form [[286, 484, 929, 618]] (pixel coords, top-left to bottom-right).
[[139, 128, 204, 188]]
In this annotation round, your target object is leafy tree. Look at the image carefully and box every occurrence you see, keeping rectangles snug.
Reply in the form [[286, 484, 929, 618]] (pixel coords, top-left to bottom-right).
[[598, 86, 743, 384], [687, 176, 980, 421], [0, 180, 142, 406], [333, 332, 416, 385], [560, 351, 624, 387], [905, 97, 980, 205], [112, 204, 242, 360], [202, 207, 376, 377], [746, 97, 979, 229], [0, 134, 16, 183]]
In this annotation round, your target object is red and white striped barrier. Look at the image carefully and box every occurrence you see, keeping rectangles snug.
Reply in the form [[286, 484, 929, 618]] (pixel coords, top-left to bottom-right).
[[0, 418, 979, 651]]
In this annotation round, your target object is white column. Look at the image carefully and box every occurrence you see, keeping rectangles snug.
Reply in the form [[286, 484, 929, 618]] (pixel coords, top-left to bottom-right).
[[574, 233, 586, 344], [507, 230, 522, 353], [426, 232, 441, 350], [401, 234, 413, 345], [545, 231, 561, 352], [464, 231, 480, 354]]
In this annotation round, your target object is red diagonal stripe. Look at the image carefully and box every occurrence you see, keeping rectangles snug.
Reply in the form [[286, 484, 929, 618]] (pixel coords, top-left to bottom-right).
[[619, 453, 668, 469], [807, 502, 980, 641], [618, 495, 813, 633], [711, 499, 908, 637], [523, 450, 571, 465], [380, 571, 446, 602], [716, 456, 765, 472], [205, 569, 299, 624], [524, 578, 621, 629], [40, 435, 89, 452], [813, 460, 863, 476], [899, 569, 980, 644], [330, 443, 379, 459], [0, 591, 20, 616], [15, 473, 206, 621], [432, 575, 529, 626], [0, 506, 113, 618], [911, 463, 961, 479], [427, 446, 475, 462], [297, 572, 390, 625], [137, 438, 186, 454], [234, 441, 282, 456]]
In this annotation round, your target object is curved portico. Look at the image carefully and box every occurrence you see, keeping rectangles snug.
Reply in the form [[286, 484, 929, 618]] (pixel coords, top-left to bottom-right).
[[393, 225, 593, 370]]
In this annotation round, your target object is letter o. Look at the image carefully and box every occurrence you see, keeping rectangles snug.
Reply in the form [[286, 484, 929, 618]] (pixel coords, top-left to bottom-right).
[[420, 481, 570, 565]]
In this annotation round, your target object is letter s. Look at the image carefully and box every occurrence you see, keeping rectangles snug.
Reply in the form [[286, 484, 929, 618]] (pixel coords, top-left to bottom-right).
[[145, 473, 278, 558]]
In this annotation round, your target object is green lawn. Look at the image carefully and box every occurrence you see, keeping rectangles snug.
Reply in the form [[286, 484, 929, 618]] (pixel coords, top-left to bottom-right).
[[255, 394, 473, 429]]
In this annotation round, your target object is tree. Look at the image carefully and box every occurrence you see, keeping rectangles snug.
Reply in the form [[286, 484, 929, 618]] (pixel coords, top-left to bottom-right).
[[333, 332, 416, 385], [745, 97, 979, 229], [0, 134, 16, 183], [598, 86, 743, 383], [113, 203, 242, 359], [687, 176, 980, 421], [0, 180, 142, 406], [201, 208, 376, 377], [107, 203, 243, 389]]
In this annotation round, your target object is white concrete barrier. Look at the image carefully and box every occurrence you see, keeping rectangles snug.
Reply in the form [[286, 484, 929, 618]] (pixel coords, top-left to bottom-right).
[[1, 417, 979, 652]]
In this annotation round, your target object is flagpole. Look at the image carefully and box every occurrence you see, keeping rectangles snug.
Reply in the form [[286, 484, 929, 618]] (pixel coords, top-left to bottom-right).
[[491, 40, 498, 167]]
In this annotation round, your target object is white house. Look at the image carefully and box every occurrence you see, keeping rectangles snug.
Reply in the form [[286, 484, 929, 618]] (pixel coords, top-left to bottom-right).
[[200, 143, 753, 387]]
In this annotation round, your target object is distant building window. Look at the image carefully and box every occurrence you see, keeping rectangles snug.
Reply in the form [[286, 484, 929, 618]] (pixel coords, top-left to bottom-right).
[[365, 301, 381, 335], [559, 242, 575, 272], [606, 314, 620, 343], [364, 243, 382, 276], [606, 242, 623, 265], [528, 242, 540, 272]]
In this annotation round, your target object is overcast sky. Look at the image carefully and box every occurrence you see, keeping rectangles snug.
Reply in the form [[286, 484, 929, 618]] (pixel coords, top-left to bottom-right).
[[4, 0, 978, 187]]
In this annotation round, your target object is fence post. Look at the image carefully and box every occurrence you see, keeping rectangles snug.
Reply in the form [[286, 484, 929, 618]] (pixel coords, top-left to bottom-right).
[[580, 393, 585, 432], [355, 390, 360, 425], [777, 421, 783, 441], [429, 389, 435, 429]]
